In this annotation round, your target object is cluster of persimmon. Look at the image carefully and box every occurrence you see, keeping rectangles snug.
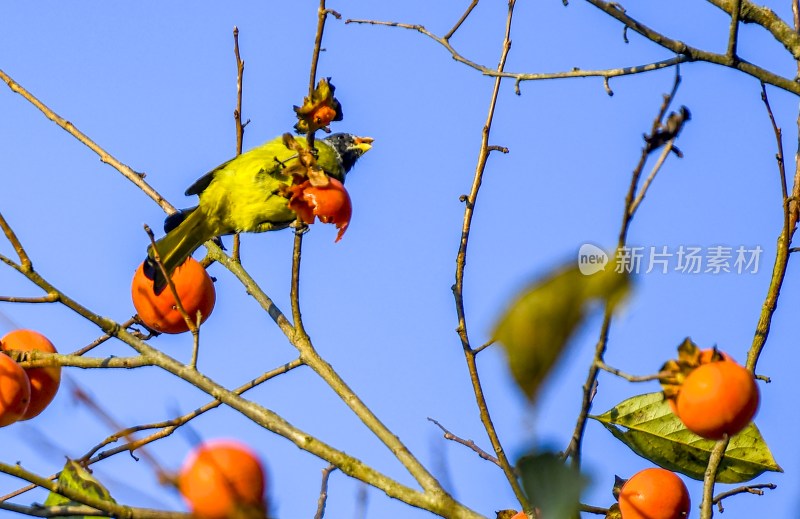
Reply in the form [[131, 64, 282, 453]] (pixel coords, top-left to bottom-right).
[[662, 342, 760, 440], [0, 330, 61, 426], [178, 439, 267, 519]]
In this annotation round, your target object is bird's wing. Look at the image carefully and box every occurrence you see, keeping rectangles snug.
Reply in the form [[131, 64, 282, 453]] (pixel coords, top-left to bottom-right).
[[184, 136, 295, 197], [184, 158, 235, 196]]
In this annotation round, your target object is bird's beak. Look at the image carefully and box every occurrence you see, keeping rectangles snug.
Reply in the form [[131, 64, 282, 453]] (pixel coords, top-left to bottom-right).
[[353, 136, 374, 154]]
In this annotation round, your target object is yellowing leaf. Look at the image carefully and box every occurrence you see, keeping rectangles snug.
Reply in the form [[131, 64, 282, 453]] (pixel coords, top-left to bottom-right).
[[43, 459, 115, 518], [591, 392, 781, 483], [494, 263, 630, 400]]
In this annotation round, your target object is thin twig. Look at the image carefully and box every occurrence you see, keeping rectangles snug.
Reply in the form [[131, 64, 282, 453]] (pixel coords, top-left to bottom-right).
[[309, 2, 341, 95], [713, 483, 776, 512], [71, 382, 170, 483], [727, 0, 743, 60], [427, 418, 500, 466], [580, 503, 609, 515], [348, 7, 800, 96], [85, 359, 304, 463], [705, 0, 800, 60], [567, 69, 683, 468], [144, 225, 200, 347], [232, 26, 246, 264], [472, 339, 495, 354], [70, 318, 139, 356], [346, 18, 694, 95], [10, 351, 152, 370], [450, 0, 528, 510], [595, 360, 671, 382], [0, 501, 110, 517], [0, 211, 32, 271], [0, 294, 58, 303], [748, 83, 796, 371], [0, 69, 175, 214], [628, 140, 677, 216], [292, 0, 335, 336], [314, 464, 337, 519], [581, 0, 800, 95], [291, 230, 306, 336], [444, 0, 480, 41], [0, 461, 187, 518], [700, 437, 730, 519]]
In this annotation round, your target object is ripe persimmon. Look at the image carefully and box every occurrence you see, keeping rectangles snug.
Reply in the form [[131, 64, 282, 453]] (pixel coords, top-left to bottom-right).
[[675, 355, 759, 440], [179, 439, 266, 519], [0, 330, 61, 420], [0, 353, 30, 427], [618, 468, 690, 519], [288, 177, 352, 242], [131, 257, 216, 334]]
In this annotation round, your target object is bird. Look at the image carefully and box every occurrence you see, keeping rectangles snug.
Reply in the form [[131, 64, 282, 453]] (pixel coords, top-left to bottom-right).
[[145, 133, 373, 291]]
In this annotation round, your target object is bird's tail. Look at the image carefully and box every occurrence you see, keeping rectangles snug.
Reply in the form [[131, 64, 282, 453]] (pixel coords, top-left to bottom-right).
[[146, 207, 214, 293]]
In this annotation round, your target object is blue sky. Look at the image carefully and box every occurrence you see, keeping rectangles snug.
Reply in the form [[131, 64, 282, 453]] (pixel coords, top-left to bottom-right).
[[0, 1, 797, 518]]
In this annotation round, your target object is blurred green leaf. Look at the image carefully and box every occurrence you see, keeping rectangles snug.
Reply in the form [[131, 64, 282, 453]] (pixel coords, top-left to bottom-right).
[[43, 459, 114, 518], [591, 392, 782, 483], [518, 451, 589, 519], [494, 263, 629, 400]]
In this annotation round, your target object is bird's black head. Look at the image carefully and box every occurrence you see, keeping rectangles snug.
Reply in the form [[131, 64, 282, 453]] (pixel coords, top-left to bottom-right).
[[323, 133, 374, 174]]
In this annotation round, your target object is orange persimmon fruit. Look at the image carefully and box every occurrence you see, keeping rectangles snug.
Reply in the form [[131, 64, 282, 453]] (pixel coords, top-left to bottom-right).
[[179, 439, 266, 519], [675, 354, 759, 440], [131, 257, 216, 334], [0, 330, 60, 420], [0, 352, 30, 427], [311, 105, 337, 127], [288, 177, 352, 242], [618, 468, 690, 519]]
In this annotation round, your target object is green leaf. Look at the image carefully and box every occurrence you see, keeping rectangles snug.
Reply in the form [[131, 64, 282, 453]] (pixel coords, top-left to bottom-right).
[[591, 392, 782, 483], [43, 459, 115, 518], [518, 451, 589, 519], [493, 262, 630, 400]]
